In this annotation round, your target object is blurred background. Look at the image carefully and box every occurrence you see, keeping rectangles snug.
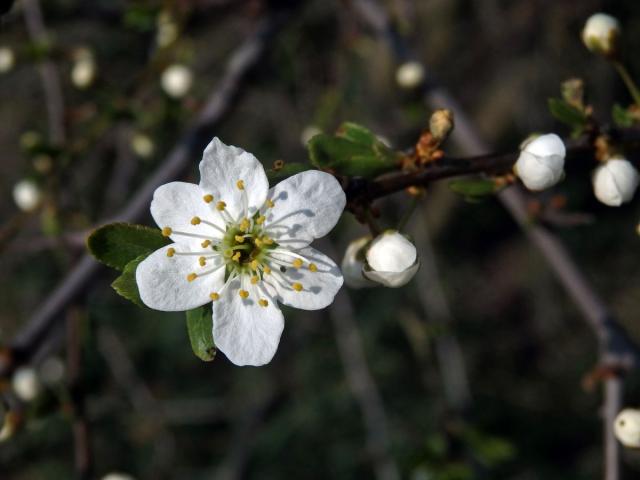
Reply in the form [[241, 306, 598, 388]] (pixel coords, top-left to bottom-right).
[[2, 0, 640, 478]]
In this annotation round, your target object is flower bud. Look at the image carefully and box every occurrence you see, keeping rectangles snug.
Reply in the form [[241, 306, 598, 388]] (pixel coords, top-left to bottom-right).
[[582, 13, 620, 57], [592, 157, 639, 206], [341, 236, 376, 289], [395, 61, 425, 89], [71, 48, 96, 89], [614, 408, 640, 448], [13, 179, 42, 212], [161, 64, 193, 98], [300, 125, 322, 147], [363, 230, 419, 288], [429, 109, 454, 142], [514, 133, 566, 191], [12, 367, 42, 402], [0, 47, 15, 73], [131, 133, 155, 159]]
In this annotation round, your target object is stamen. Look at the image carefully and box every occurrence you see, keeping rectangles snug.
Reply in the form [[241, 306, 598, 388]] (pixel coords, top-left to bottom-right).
[[255, 238, 263, 248], [238, 218, 250, 232], [168, 230, 218, 241], [262, 265, 272, 274], [216, 201, 227, 211], [210, 292, 220, 301], [232, 252, 241, 262], [292, 259, 303, 269], [261, 236, 274, 245], [250, 275, 259, 284], [259, 298, 269, 307], [199, 256, 206, 266], [187, 273, 198, 282], [200, 218, 226, 235], [249, 260, 260, 271], [166, 248, 176, 257], [203, 194, 214, 203], [191, 216, 201, 225], [162, 227, 172, 237], [255, 215, 266, 225], [239, 289, 249, 299], [235, 235, 245, 243], [236, 180, 245, 190], [266, 199, 275, 208], [308, 263, 318, 272], [223, 249, 234, 258], [202, 240, 212, 248], [292, 282, 303, 292]]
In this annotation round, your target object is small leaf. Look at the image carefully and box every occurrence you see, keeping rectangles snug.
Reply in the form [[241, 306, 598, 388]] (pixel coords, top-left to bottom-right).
[[186, 304, 216, 362], [548, 98, 587, 129], [88, 223, 169, 271], [612, 103, 635, 128], [336, 122, 377, 147], [448, 178, 499, 198], [111, 255, 147, 307]]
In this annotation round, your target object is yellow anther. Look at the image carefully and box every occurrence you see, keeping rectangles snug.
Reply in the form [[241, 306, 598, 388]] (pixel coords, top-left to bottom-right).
[[201, 240, 212, 248], [292, 259, 303, 269], [162, 227, 172, 237], [263, 266, 272, 274], [249, 260, 260, 270], [255, 238, 263, 248], [203, 194, 214, 203], [250, 275, 259, 284], [266, 199, 275, 208], [187, 273, 198, 282], [262, 236, 274, 245], [166, 248, 176, 257], [235, 235, 245, 243], [216, 201, 226, 211], [236, 180, 245, 190], [308, 263, 318, 272], [191, 216, 201, 225], [239, 218, 250, 232], [259, 298, 269, 307], [223, 248, 234, 258], [292, 282, 303, 292], [210, 292, 220, 301], [239, 290, 249, 299], [232, 252, 241, 262], [256, 215, 266, 225], [199, 256, 206, 266]]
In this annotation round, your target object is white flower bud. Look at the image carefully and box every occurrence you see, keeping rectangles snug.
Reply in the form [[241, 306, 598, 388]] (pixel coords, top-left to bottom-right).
[[582, 13, 620, 56], [614, 408, 640, 448], [0, 47, 15, 73], [514, 133, 566, 191], [131, 133, 155, 159], [364, 230, 419, 288], [395, 61, 425, 89], [12, 367, 42, 402], [300, 125, 322, 146], [592, 157, 639, 206], [71, 48, 96, 89], [161, 64, 193, 98], [102, 473, 136, 480], [341, 236, 376, 289], [13, 179, 42, 212]]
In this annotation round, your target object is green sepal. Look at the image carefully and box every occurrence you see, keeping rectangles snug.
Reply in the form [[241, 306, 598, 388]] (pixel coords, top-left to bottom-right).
[[186, 304, 217, 362], [111, 254, 148, 307]]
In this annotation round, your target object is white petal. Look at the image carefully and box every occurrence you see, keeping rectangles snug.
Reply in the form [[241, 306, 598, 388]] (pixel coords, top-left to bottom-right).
[[150, 181, 225, 247], [366, 231, 416, 272], [363, 261, 420, 288], [593, 158, 639, 206], [212, 277, 284, 366], [199, 138, 268, 220], [136, 244, 225, 311], [263, 170, 346, 249], [523, 133, 566, 158], [266, 246, 343, 310], [515, 151, 564, 191], [342, 236, 377, 289]]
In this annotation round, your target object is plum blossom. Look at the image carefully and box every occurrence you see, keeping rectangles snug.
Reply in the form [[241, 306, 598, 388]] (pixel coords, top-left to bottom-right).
[[514, 133, 566, 191], [363, 230, 419, 288], [136, 138, 345, 366], [592, 157, 639, 206]]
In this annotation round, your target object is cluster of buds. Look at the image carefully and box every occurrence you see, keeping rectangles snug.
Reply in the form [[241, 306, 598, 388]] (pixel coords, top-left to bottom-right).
[[342, 230, 419, 289]]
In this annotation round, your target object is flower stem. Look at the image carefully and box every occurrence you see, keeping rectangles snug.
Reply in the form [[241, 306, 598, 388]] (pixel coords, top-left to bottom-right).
[[612, 60, 640, 107]]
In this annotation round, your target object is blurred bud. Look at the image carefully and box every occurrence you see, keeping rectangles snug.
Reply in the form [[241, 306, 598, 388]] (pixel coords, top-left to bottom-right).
[[13, 179, 42, 212], [614, 409, 640, 448], [582, 13, 620, 57], [592, 157, 639, 206], [12, 367, 42, 402], [514, 133, 565, 191], [20, 131, 42, 151], [156, 11, 179, 48], [131, 132, 155, 159], [300, 125, 322, 146], [363, 230, 419, 288], [38, 357, 65, 386], [561, 78, 586, 111], [0, 46, 15, 73], [395, 61, 425, 89], [161, 64, 193, 98], [0, 411, 19, 443], [102, 473, 136, 480], [429, 109, 454, 142], [33, 154, 53, 174], [71, 48, 97, 89], [341, 236, 376, 289]]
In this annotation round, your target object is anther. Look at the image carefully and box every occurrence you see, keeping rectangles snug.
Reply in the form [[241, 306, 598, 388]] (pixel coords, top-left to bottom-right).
[[262, 236, 274, 245], [239, 290, 249, 299], [236, 180, 245, 190], [201, 240, 212, 248], [199, 256, 206, 266], [234, 235, 245, 243], [308, 263, 318, 272], [292, 259, 303, 269], [187, 273, 198, 282], [232, 252, 241, 262], [250, 275, 259, 284], [162, 227, 172, 237], [166, 248, 176, 257], [292, 282, 303, 292], [259, 299, 269, 307], [239, 218, 250, 232], [191, 216, 201, 225], [210, 292, 220, 301], [256, 215, 266, 225], [255, 238, 263, 248], [216, 201, 226, 211], [249, 260, 260, 270], [203, 194, 214, 203], [263, 266, 272, 274], [266, 199, 275, 208]]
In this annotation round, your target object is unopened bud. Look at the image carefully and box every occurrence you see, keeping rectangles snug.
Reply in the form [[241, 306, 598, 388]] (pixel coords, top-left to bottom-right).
[[0, 47, 15, 73], [300, 125, 322, 147], [395, 61, 425, 89], [614, 409, 640, 448], [71, 48, 97, 89], [592, 157, 639, 206], [429, 109, 454, 142], [13, 179, 42, 212], [341, 236, 376, 289], [131, 133, 155, 159], [363, 230, 419, 288], [161, 64, 193, 99], [582, 13, 620, 57], [514, 133, 566, 191], [102, 473, 136, 480], [12, 367, 42, 402]]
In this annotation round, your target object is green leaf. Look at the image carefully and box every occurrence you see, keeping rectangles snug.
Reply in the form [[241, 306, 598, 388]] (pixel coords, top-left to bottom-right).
[[111, 255, 147, 307], [448, 178, 499, 199], [307, 122, 398, 178], [548, 98, 587, 130], [88, 223, 169, 271], [612, 103, 635, 127], [186, 304, 216, 362]]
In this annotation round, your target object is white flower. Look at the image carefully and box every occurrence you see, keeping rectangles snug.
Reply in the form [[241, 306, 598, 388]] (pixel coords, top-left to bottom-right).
[[395, 61, 425, 89], [161, 64, 193, 98], [13, 179, 42, 212], [582, 13, 620, 56], [614, 408, 640, 448], [514, 133, 566, 191], [341, 236, 376, 289], [131, 133, 155, 159], [363, 230, 419, 288], [136, 138, 346, 366], [12, 367, 42, 402], [0, 47, 15, 73], [592, 157, 639, 206]]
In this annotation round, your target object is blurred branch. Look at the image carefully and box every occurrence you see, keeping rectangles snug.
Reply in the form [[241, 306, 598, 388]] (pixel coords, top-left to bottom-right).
[[22, 0, 66, 146], [0, 5, 296, 379]]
